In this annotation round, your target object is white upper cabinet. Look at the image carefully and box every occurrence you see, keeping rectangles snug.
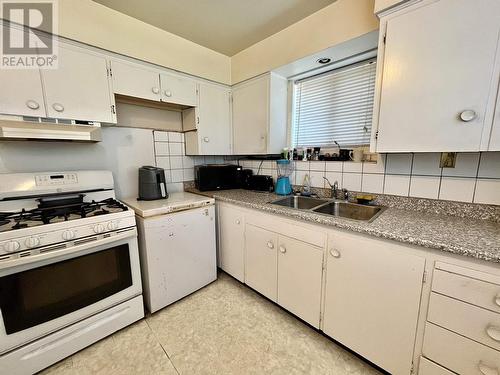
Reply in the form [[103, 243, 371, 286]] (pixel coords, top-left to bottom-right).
[[323, 230, 425, 375], [42, 44, 115, 123], [111, 60, 161, 102], [372, 0, 500, 152], [184, 82, 231, 155], [160, 73, 198, 106], [232, 73, 287, 155], [489, 93, 500, 151], [0, 68, 45, 118]]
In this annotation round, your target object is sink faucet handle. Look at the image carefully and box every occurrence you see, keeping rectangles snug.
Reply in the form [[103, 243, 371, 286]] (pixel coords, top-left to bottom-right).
[[323, 176, 334, 188]]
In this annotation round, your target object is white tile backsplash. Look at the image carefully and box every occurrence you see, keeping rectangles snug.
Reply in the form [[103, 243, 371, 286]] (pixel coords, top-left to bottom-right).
[[412, 153, 442, 176], [155, 142, 169, 156], [325, 161, 343, 172], [343, 162, 362, 173], [153, 130, 196, 184], [243, 151, 500, 205], [361, 174, 384, 194], [156, 156, 170, 170], [362, 154, 386, 174], [478, 152, 500, 179], [442, 152, 480, 178], [310, 161, 326, 172], [343, 173, 362, 191], [171, 169, 184, 183], [324, 171, 343, 188], [386, 153, 413, 175], [384, 175, 410, 196], [309, 171, 325, 188], [154, 131, 168, 142], [474, 179, 500, 205], [168, 142, 183, 156], [439, 177, 475, 202], [168, 132, 183, 143], [409, 176, 440, 199]]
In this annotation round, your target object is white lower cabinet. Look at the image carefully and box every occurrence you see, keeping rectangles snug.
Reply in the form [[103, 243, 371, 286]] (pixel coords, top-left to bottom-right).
[[245, 224, 278, 301], [277, 236, 323, 328], [217, 203, 500, 375], [218, 203, 245, 282], [323, 230, 426, 375]]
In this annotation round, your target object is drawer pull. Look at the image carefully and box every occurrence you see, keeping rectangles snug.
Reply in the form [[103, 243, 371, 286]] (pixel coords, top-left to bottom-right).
[[485, 325, 500, 342], [495, 294, 500, 307], [478, 362, 499, 375]]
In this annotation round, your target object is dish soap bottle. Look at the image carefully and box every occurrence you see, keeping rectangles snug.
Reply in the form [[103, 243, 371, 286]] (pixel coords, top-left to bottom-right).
[[301, 174, 312, 196]]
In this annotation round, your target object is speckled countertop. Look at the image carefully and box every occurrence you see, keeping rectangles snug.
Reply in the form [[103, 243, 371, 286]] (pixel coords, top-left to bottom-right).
[[186, 188, 500, 264]]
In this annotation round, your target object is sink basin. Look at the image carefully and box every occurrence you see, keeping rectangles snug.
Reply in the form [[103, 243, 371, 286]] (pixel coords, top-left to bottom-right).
[[313, 201, 384, 222], [271, 196, 330, 210]]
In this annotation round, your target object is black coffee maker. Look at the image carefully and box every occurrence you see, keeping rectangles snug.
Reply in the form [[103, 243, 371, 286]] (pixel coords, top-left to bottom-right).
[[138, 166, 168, 200]]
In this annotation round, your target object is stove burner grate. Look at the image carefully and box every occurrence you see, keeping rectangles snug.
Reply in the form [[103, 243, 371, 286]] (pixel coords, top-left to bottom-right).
[[0, 198, 128, 231]]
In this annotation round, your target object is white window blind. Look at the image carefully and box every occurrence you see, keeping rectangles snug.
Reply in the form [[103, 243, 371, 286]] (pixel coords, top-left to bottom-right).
[[292, 58, 377, 148]]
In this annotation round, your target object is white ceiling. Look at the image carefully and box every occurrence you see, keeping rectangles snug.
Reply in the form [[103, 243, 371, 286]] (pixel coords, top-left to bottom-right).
[[92, 0, 336, 56]]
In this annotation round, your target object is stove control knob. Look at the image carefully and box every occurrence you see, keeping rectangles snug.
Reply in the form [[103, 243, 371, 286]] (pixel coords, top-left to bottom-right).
[[107, 221, 118, 231], [62, 230, 76, 241], [25, 237, 40, 248], [5, 241, 20, 253], [93, 224, 105, 234]]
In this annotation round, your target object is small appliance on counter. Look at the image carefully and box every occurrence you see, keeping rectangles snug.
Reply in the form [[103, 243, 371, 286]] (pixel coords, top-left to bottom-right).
[[195, 164, 242, 191], [138, 166, 168, 200], [246, 174, 274, 192], [275, 159, 293, 195]]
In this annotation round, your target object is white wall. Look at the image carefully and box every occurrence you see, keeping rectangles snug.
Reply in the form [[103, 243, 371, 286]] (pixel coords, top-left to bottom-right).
[[231, 0, 379, 84], [58, 0, 231, 84], [0, 127, 155, 199]]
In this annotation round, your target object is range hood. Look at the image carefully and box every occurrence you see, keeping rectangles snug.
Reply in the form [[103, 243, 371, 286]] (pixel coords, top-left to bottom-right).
[[0, 120, 102, 142]]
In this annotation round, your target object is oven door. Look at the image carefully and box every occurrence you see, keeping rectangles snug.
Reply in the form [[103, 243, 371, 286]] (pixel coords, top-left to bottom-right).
[[0, 228, 142, 354]]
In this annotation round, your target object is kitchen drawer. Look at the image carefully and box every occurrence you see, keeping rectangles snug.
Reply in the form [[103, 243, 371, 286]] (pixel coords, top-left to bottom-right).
[[418, 357, 454, 375], [423, 322, 500, 375], [428, 292, 500, 351], [433, 262, 500, 314]]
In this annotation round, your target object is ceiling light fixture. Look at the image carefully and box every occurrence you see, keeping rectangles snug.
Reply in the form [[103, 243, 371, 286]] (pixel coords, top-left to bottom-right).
[[317, 57, 332, 64]]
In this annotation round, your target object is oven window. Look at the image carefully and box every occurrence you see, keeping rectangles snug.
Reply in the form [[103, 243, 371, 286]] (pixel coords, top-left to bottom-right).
[[0, 244, 132, 335]]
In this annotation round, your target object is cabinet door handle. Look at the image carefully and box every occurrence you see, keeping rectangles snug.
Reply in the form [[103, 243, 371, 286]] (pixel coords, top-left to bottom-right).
[[329, 249, 341, 258], [494, 294, 500, 307], [203, 137, 209, 143], [478, 362, 499, 375], [26, 100, 40, 110], [164, 90, 172, 97], [52, 103, 64, 112], [235, 219, 240, 225], [485, 325, 500, 342], [459, 109, 477, 122], [152, 87, 160, 94], [266, 241, 274, 249], [279, 246, 286, 254]]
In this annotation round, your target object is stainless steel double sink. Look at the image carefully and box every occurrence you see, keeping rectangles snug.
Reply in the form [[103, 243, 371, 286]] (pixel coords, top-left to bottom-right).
[[270, 195, 385, 222]]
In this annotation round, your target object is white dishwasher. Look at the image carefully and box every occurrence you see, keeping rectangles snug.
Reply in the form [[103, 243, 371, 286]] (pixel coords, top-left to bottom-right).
[[123, 192, 217, 313]]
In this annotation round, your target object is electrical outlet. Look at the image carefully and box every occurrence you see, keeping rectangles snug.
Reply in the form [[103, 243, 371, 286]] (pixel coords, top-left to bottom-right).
[[440, 152, 457, 168]]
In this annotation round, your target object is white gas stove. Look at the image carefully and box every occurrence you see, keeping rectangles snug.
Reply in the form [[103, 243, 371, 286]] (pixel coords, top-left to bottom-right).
[[0, 170, 143, 375]]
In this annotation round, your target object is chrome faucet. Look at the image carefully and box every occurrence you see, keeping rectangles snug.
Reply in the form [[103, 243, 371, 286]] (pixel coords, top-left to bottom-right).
[[323, 177, 349, 201]]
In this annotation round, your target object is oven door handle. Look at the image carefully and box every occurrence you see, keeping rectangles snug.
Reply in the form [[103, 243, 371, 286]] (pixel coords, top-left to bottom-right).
[[0, 228, 137, 272]]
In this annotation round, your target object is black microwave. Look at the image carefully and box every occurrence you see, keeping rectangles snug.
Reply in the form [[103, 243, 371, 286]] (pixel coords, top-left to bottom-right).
[[195, 164, 242, 191]]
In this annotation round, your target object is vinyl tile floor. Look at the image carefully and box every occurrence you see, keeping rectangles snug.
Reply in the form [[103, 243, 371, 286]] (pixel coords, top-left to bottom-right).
[[41, 272, 381, 375]]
